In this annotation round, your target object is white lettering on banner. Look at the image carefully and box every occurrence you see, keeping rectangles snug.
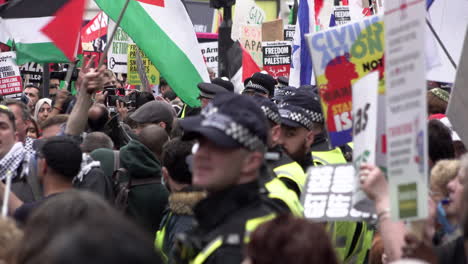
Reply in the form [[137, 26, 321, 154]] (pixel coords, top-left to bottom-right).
[[0, 52, 23, 98], [301, 164, 376, 222]]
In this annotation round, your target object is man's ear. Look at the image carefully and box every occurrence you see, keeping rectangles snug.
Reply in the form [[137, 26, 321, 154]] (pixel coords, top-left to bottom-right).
[[305, 129, 316, 147], [270, 124, 282, 145], [158, 122, 167, 129], [162, 167, 170, 182], [241, 151, 263, 175]]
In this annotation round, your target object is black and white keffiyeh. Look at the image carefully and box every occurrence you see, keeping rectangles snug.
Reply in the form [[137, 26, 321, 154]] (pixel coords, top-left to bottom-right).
[[0, 142, 28, 180]]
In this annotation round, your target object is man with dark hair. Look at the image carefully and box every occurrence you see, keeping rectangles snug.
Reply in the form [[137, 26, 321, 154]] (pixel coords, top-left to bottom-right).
[[159, 77, 172, 95], [129, 101, 175, 135], [429, 119, 455, 168], [1, 136, 82, 225], [87, 104, 109, 132], [4, 99, 31, 149], [155, 138, 205, 262], [174, 93, 281, 264], [40, 114, 69, 139], [0, 105, 39, 203], [138, 125, 169, 161], [24, 84, 40, 113], [81, 132, 114, 153]]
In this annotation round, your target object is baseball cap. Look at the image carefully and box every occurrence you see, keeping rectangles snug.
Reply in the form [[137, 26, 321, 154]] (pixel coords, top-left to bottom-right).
[[130, 101, 175, 125], [179, 93, 268, 152]]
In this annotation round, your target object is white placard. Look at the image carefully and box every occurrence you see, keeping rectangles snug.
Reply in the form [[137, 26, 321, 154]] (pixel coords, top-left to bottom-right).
[[107, 19, 134, 73], [351, 71, 379, 213], [384, 0, 428, 221], [447, 28, 468, 149], [231, 0, 265, 41], [199, 42, 218, 78], [0, 52, 23, 99]]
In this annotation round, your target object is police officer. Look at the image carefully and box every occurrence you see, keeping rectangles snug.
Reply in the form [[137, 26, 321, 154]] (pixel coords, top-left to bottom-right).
[[251, 95, 304, 216], [175, 93, 281, 264], [242, 72, 277, 98], [179, 82, 228, 118], [276, 87, 323, 171]]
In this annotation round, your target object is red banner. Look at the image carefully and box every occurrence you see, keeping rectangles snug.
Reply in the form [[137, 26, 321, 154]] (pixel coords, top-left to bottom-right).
[[81, 12, 108, 43]]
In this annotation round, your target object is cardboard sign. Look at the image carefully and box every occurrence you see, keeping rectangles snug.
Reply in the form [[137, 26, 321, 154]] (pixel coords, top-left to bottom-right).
[[306, 15, 385, 148], [334, 6, 351, 26], [447, 28, 468, 154], [284, 25, 295, 41], [352, 71, 379, 213], [262, 41, 291, 78], [384, 0, 428, 221], [0, 52, 23, 99], [301, 164, 376, 222], [262, 19, 284, 42], [107, 20, 133, 73], [240, 24, 263, 68], [127, 44, 159, 86], [199, 41, 218, 77], [231, 0, 265, 41], [19, 62, 43, 84]]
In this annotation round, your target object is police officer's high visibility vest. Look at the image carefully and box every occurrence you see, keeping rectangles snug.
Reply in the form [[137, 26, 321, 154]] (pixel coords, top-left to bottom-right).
[[312, 145, 374, 264], [264, 177, 304, 217], [179, 104, 188, 119], [273, 161, 306, 194], [189, 213, 276, 264], [312, 147, 347, 166], [155, 212, 172, 263]]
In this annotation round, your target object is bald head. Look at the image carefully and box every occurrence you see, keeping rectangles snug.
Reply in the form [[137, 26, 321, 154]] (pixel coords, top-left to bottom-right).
[[138, 125, 169, 161], [88, 104, 109, 132]]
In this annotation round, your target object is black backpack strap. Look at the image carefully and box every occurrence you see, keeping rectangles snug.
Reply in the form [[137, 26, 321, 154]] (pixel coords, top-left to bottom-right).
[[130, 177, 161, 187]]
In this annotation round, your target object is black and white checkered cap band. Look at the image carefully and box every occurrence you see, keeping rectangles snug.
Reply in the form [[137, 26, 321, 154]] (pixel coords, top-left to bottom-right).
[[198, 90, 215, 99], [261, 105, 281, 124], [274, 89, 296, 98], [278, 104, 324, 130], [244, 81, 270, 95], [201, 106, 265, 151]]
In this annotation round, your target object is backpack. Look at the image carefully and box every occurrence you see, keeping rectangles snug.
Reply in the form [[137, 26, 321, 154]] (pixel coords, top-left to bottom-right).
[[111, 151, 161, 211]]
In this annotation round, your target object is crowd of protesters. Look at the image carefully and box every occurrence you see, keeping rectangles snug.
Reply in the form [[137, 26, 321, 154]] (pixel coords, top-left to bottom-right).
[[0, 56, 465, 264]]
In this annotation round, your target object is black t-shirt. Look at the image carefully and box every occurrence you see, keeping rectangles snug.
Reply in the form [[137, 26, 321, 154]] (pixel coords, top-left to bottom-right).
[[13, 193, 62, 226]]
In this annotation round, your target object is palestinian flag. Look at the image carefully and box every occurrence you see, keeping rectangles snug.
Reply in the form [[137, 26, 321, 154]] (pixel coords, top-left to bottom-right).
[[95, 0, 210, 107], [227, 41, 261, 93], [0, 0, 86, 64]]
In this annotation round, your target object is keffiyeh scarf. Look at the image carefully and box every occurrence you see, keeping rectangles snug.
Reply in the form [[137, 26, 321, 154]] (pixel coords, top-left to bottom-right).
[[0, 142, 28, 180]]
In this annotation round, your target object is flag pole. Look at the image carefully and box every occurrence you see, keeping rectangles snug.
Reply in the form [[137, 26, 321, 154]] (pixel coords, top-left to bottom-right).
[[426, 18, 457, 69], [98, 0, 131, 68]]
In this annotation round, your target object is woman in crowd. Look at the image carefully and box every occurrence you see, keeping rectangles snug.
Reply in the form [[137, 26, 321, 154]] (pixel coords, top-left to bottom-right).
[[33, 98, 52, 125]]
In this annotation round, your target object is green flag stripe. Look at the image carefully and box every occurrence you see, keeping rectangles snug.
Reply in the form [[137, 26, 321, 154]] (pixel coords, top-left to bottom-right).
[[95, 0, 202, 107], [14, 42, 69, 65]]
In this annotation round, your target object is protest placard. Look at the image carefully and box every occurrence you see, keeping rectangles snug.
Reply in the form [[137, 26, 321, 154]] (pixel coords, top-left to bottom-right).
[[351, 71, 379, 213], [127, 44, 159, 86], [301, 164, 376, 222], [447, 28, 468, 152], [107, 20, 133, 73], [262, 19, 283, 42], [19, 62, 43, 84], [199, 42, 218, 77], [0, 52, 23, 99], [384, 0, 428, 221], [262, 41, 291, 78], [231, 0, 265, 41], [334, 6, 351, 26], [306, 15, 384, 148], [284, 25, 295, 42], [240, 24, 263, 68]]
